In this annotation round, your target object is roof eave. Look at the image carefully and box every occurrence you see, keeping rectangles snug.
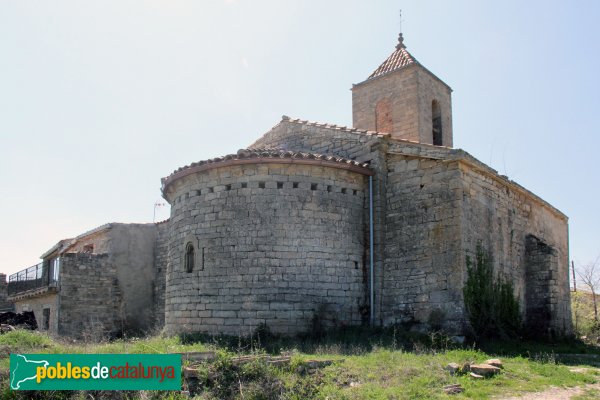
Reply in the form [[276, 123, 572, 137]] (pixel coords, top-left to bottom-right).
[[351, 62, 453, 92]]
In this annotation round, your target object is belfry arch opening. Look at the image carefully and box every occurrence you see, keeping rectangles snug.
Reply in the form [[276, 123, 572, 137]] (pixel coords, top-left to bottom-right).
[[432, 100, 443, 146]]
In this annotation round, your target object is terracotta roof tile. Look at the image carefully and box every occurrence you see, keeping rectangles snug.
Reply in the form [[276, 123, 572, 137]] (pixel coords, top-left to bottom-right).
[[367, 33, 418, 80], [280, 115, 389, 138], [162, 148, 373, 190]]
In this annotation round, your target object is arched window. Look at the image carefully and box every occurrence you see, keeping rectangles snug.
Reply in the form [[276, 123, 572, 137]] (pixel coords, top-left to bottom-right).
[[432, 100, 443, 146], [184, 242, 195, 273]]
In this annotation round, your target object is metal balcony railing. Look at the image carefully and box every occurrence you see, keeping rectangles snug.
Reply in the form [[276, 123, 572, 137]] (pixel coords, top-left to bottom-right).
[[7, 262, 58, 297]]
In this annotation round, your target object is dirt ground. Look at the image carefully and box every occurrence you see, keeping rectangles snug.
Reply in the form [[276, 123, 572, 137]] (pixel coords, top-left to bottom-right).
[[500, 383, 600, 399]]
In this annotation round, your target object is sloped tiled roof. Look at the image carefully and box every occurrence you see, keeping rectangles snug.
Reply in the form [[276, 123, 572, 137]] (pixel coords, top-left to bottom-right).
[[165, 148, 370, 178], [279, 115, 389, 137], [368, 33, 418, 80], [40, 223, 112, 259], [162, 148, 374, 194]]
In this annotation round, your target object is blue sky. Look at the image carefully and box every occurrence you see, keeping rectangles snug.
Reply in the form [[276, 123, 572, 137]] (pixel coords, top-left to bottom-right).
[[0, 0, 598, 276]]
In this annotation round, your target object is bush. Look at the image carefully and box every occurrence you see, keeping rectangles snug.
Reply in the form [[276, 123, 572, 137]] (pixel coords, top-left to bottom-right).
[[572, 291, 600, 341], [463, 244, 521, 339]]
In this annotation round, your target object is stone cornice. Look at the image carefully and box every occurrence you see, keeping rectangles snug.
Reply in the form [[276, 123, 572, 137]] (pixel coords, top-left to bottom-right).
[[161, 148, 374, 198]]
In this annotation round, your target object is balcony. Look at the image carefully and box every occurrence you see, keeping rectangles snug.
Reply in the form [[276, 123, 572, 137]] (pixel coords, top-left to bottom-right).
[[8, 262, 59, 300]]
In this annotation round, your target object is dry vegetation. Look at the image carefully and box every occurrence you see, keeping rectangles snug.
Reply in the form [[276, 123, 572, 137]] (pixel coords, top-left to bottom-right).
[[0, 320, 599, 399]]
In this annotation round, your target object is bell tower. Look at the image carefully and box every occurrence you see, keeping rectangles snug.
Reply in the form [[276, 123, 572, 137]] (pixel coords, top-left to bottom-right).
[[352, 34, 453, 147]]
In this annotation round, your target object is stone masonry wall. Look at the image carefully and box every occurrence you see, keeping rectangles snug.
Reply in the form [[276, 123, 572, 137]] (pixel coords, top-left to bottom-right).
[[164, 162, 368, 335], [383, 154, 464, 332], [250, 122, 571, 337], [251, 122, 467, 325], [352, 66, 453, 147], [459, 163, 571, 336], [415, 68, 453, 147], [525, 235, 564, 337], [250, 120, 389, 323], [251, 121, 466, 326], [352, 67, 420, 142], [106, 224, 157, 334], [64, 230, 111, 253], [250, 118, 385, 161], [58, 253, 123, 339], [153, 221, 169, 329], [14, 293, 58, 333]]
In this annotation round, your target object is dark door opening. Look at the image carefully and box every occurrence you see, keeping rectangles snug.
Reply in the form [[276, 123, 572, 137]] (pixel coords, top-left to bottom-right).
[[42, 308, 50, 331]]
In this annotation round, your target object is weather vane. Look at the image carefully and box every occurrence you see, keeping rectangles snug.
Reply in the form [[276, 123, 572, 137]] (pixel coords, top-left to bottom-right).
[[399, 9, 402, 34], [397, 9, 405, 49]]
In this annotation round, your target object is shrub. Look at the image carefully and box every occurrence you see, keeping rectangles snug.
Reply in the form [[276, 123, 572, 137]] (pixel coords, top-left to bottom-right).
[[572, 290, 600, 341], [463, 244, 521, 339]]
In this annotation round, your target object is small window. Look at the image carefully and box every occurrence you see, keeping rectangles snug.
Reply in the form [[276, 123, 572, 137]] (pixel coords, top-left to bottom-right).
[[293, 182, 299, 189], [82, 244, 94, 253], [241, 182, 247, 188], [184, 242, 195, 273], [432, 100, 443, 146], [258, 182, 265, 189], [277, 182, 284, 189], [311, 183, 318, 190]]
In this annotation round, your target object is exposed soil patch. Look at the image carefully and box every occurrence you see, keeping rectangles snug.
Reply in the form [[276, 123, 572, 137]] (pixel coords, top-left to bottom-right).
[[500, 383, 600, 399]]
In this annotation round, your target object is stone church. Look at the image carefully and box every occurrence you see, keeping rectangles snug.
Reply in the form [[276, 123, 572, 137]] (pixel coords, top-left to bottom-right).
[[7, 33, 572, 339]]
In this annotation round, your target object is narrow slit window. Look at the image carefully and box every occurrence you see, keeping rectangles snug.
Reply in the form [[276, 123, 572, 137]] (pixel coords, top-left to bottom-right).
[[201, 247, 205, 270], [432, 100, 443, 146], [185, 242, 195, 273]]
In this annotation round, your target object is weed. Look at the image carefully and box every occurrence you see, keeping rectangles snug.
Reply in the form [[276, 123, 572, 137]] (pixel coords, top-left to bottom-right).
[[464, 244, 521, 339], [0, 327, 599, 399]]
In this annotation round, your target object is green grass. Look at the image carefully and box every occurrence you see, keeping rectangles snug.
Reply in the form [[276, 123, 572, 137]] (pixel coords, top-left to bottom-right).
[[0, 329, 55, 350], [310, 349, 597, 399], [0, 328, 598, 399]]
